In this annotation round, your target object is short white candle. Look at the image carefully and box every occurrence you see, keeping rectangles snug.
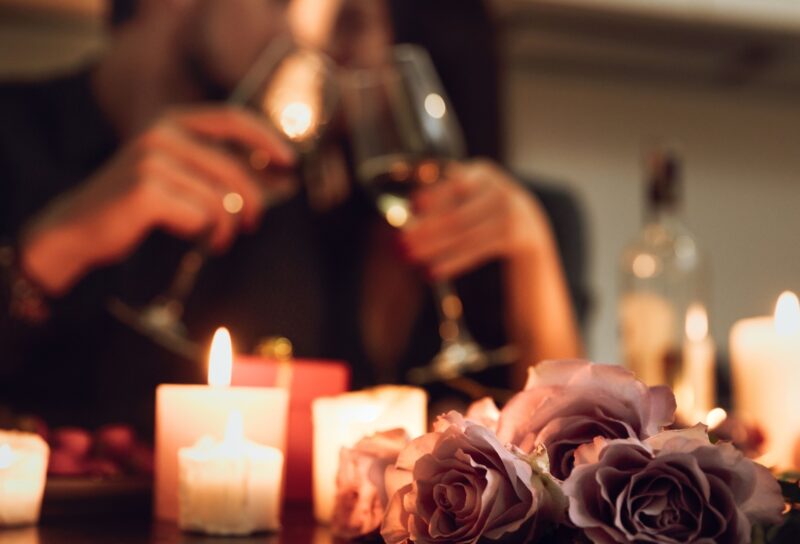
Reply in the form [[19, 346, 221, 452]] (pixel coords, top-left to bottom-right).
[[179, 410, 283, 536], [731, 291, 800, 469], [155, 328, 288, 520], [0, 431, 49, 526], [311, 386, 426, 523]]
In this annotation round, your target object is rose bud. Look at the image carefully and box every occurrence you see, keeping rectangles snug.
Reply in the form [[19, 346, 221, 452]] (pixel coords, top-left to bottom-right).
[[95, 424, 136, 460], [52, 427, 93, 458], [49, 449, 88, 477]]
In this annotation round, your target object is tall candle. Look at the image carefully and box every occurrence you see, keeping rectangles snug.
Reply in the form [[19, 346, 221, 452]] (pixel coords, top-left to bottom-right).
[[0, 431, 49, 526], [155, 328, 288, 520], [179, 411, 283, 535], [675, 303, 716, 424], [312, 386, 427, 523], [730, 291, 800, 469]]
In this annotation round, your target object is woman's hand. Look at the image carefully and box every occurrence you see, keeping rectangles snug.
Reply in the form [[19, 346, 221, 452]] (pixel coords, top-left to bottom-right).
[[400, 159, 556, 280], [19, 106, 296, 295]]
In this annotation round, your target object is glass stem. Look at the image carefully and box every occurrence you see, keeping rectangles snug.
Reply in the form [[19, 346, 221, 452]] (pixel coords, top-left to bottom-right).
[[154, 246, 208, 318], [432, 280, 472, 347]]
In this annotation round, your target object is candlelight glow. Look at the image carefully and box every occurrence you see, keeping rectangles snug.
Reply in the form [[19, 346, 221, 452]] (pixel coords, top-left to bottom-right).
[[705, 407, 727, 430], [223, 410, 245, 446], [208, 327, 233, 387], [222, 192, 244, 215], [685, 303, 709, 342], [424, 93, 446, 119], [279, 101, 314, 140], [0, 444, 14, 469], [632, 253, 657, 278], [385, 203, 409, 228], [774, 291, 800, 336]]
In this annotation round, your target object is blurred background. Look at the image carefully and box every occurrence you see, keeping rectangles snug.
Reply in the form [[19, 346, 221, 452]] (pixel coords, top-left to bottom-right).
[[1, 0, 798, 363]]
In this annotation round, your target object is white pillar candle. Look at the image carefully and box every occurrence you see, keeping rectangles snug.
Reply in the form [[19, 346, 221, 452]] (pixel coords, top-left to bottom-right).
[[179, 411, 283, 535], [675, 303, 716, 424], [0, 431, 49, 526], [311, 386, 427, 523], [155, 328, 289, 520], [731, 291, 800, 469]]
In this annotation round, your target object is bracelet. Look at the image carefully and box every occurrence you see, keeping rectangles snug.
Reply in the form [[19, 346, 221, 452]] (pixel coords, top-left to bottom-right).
[[0, 244, 51, 325]]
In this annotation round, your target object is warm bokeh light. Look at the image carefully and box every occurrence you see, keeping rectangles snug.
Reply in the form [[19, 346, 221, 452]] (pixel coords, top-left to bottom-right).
[[223, 192, 244, 215], [279, 101, 314, 141], [424, 93, 446, 119], [0, 444, 14, 469], [705, 407, 727, 430], [632, 253, 657, 278], [208, 327, 233, 387], [385, 203, 410, 228], [774, 291, 800, 336], [417, 161, 440, 185], [287, 0, 343, 48], [685, 303, 709, 342]]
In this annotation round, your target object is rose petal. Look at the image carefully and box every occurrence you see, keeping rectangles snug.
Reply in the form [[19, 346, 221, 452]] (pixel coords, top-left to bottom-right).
[[465, 397, 501, 432]]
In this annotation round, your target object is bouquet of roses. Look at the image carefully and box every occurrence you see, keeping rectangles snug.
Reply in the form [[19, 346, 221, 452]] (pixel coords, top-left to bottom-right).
[[331, 360, 787, 543]]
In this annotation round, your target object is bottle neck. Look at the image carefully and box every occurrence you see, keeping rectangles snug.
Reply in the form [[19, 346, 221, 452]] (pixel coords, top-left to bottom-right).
[[645, 199, 681, 225]]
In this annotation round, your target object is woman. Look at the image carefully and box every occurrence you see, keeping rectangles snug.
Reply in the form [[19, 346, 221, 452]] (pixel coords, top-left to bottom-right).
[[0, 0, 582, 431]]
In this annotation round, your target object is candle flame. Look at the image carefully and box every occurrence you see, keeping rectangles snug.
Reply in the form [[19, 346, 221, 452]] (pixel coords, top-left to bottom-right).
[[208, 327, 233, 387], [223, 410, 245, 446], [279, 101, 314, 140], [774, 291, 800, 336], [0, 444, 14, 469], [685, 303, 709, 342], [705, 407, 727, 430]]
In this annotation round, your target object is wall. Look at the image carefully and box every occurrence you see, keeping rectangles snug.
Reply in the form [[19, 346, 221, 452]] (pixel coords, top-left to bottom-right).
[[505, 69, 800, 362]]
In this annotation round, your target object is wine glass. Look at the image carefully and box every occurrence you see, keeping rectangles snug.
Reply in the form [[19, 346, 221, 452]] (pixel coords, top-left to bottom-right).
[[108, 35, 338, 359], [343, 44, 493, 384]]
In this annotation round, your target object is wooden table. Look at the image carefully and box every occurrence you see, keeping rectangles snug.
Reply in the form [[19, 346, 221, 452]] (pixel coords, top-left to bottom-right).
[[8, 502, 333, 544]]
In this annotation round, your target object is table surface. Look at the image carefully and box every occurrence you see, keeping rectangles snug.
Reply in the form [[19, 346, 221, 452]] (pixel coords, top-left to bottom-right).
[[3, 503, 335, 544]]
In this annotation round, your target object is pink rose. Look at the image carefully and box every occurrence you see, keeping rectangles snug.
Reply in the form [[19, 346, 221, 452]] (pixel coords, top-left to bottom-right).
[[332, 429, 410, 539], [465, 397, 500, 433], [497, 360, 676, 479], [563, 426, 785, 543], [381, 412, 566, 544]]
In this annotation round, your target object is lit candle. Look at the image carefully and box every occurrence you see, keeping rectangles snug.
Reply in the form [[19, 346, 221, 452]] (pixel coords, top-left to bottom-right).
[[674, 303, 716, 424], [311, 386, 427, 523], [730, 291, 800, 469], [232, 349, 349, 502], [178, 410, 283, 535], [0, 431, 49, 526], [155, 328, 289, 520]]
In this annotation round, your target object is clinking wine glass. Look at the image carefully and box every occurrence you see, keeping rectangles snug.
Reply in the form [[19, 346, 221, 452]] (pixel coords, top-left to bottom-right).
[[344, 44, 496, 384], [109, 36, 338, 359]]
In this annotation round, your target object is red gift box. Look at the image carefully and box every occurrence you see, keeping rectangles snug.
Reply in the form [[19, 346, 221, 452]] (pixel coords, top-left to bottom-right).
[[231, 356, 350, 501]]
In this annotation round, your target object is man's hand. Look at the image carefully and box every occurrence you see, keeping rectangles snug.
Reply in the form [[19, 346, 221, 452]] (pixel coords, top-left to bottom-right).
[[20, 106, 296, 295]]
